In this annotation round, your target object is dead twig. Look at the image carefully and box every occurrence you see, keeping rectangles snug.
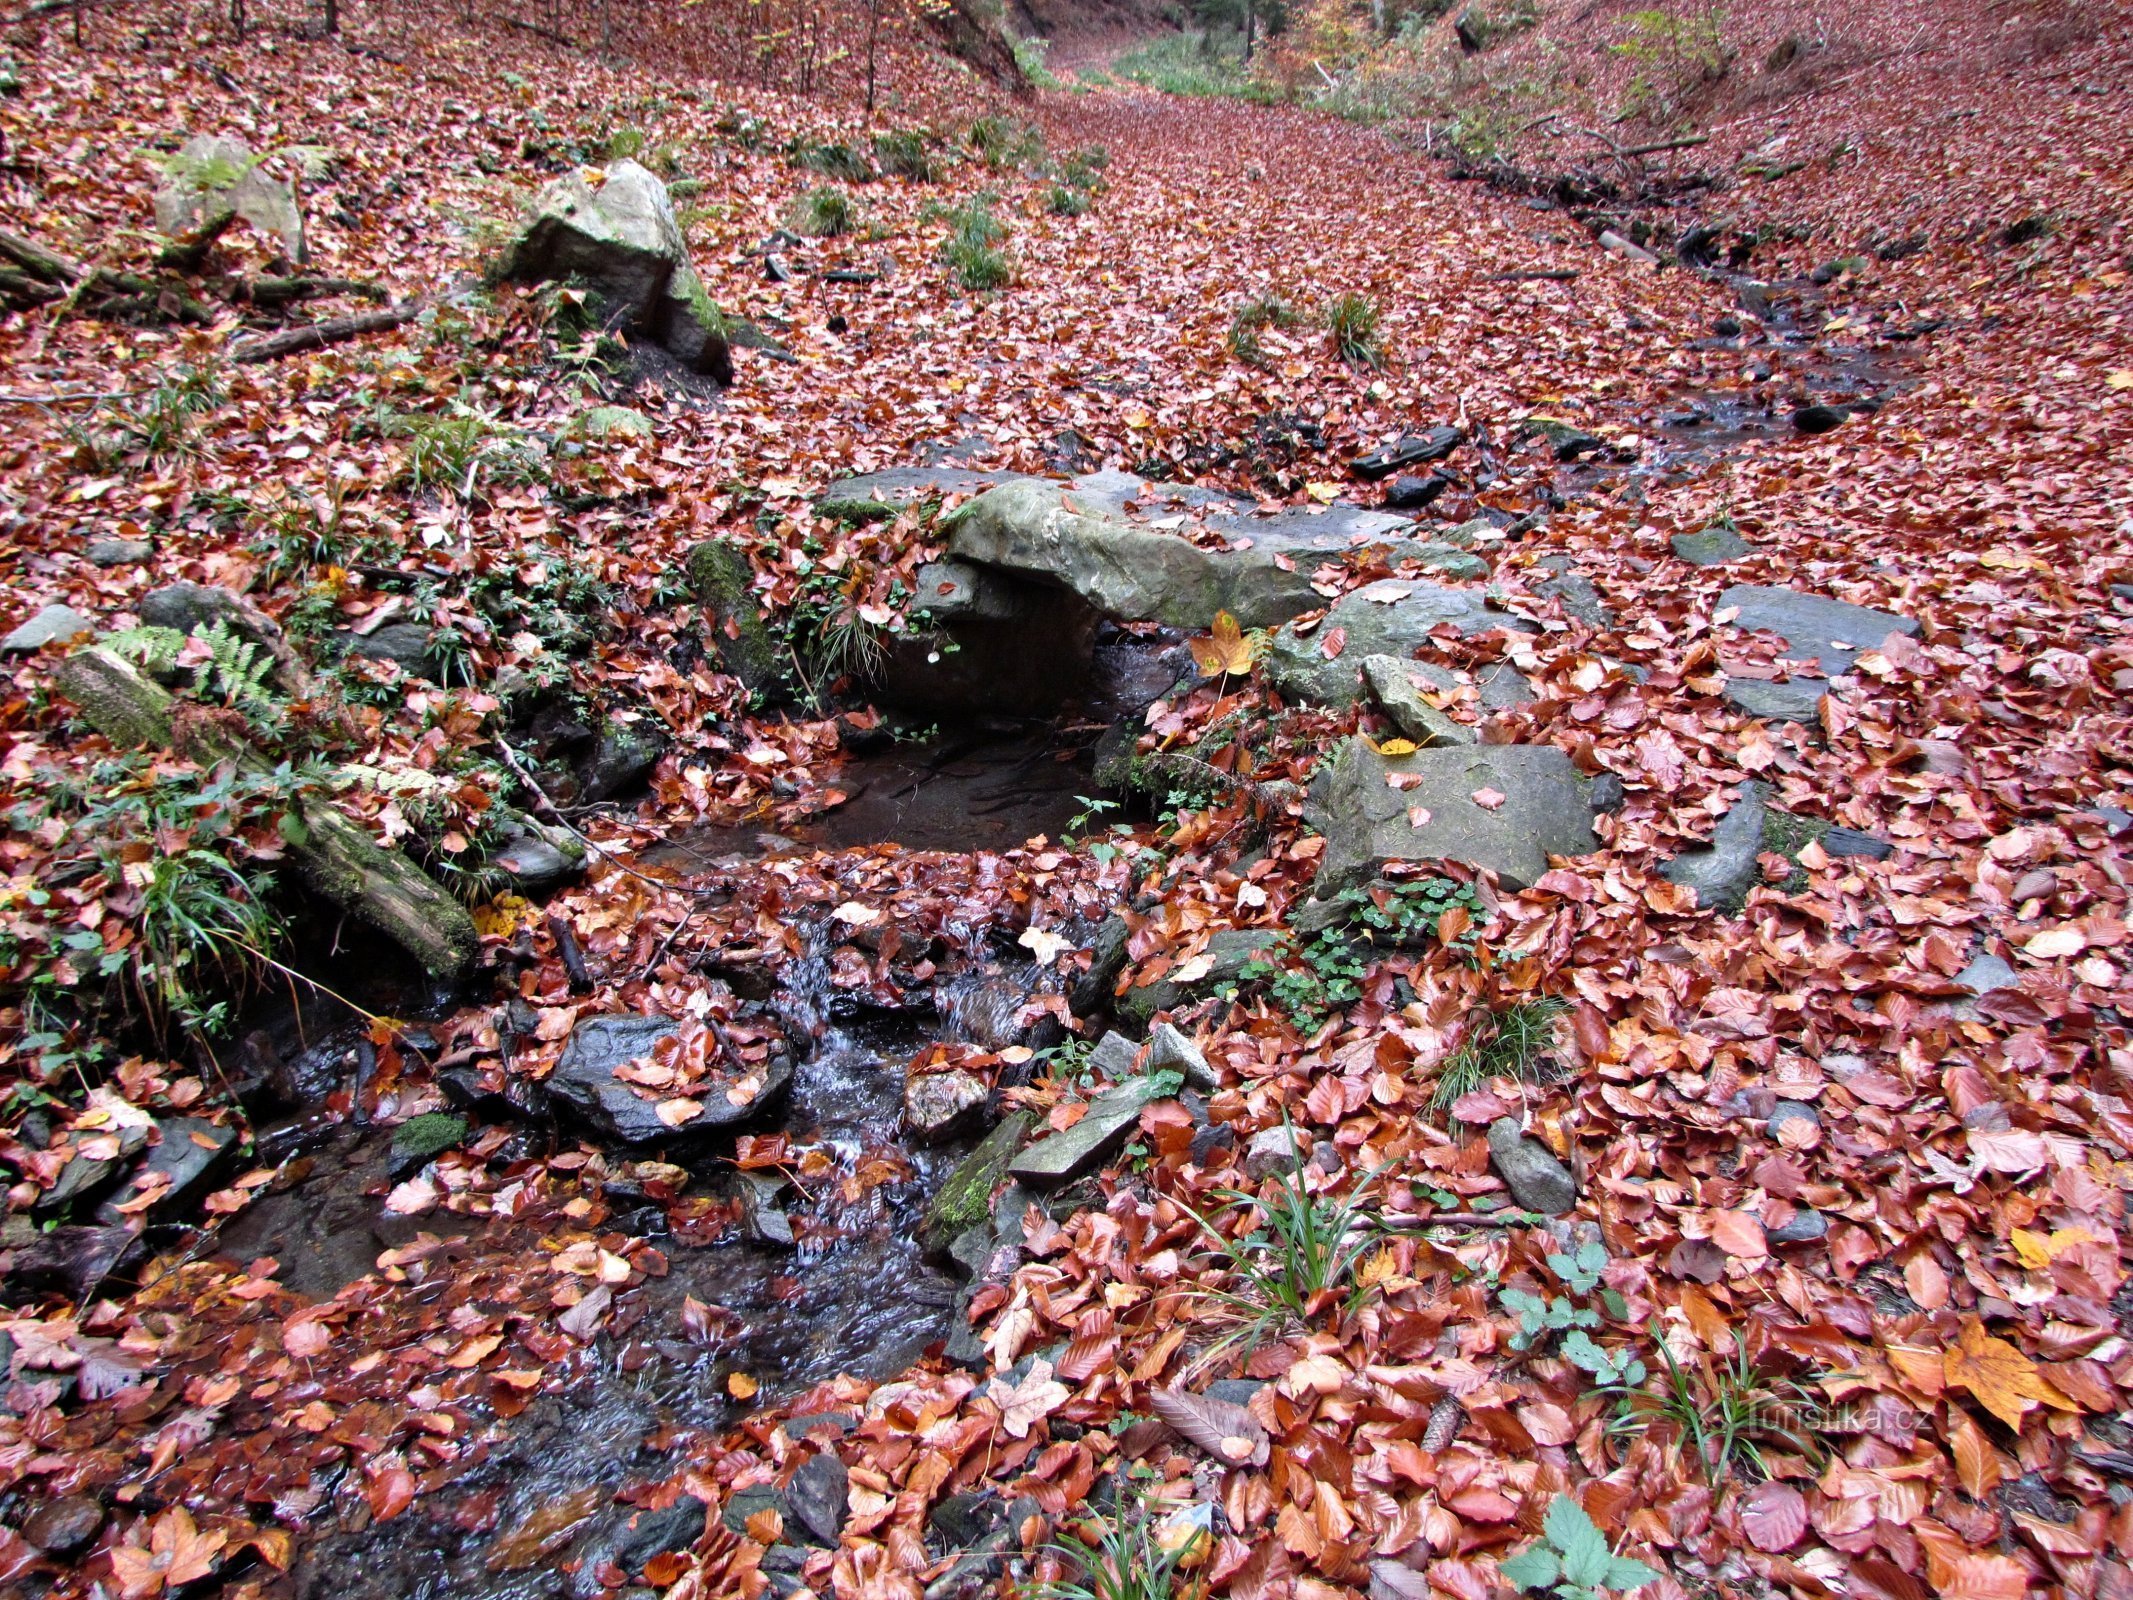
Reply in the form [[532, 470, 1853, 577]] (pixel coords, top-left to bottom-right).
[[229, 301, 425, 363]]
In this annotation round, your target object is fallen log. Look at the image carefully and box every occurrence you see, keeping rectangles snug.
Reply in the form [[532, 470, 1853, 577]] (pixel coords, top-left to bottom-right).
[[230, 301, 424, 362], [52, 646, 479, 980], [239, 274, 389, 307]]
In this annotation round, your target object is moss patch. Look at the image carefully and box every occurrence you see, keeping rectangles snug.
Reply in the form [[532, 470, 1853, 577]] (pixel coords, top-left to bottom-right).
[[921, 1111, 1030, 1252], [393, 1111, 468, 1164]]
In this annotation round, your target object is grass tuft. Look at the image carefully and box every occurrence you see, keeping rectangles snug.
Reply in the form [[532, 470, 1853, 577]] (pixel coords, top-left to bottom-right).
[[1324, 290, 1385, 367], [788, 185, 858, 237], [1432, 997, 1568, 1115]]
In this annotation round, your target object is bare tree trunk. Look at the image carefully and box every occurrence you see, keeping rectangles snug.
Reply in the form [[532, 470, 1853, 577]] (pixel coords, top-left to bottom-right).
[[1245, 0, 1256, 60], [865, 0, 882, 114], [323, 0, 338, 34]]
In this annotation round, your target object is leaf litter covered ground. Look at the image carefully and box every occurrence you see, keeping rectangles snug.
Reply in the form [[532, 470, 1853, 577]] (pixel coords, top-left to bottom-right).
[[4, 2, 2133, 1598]]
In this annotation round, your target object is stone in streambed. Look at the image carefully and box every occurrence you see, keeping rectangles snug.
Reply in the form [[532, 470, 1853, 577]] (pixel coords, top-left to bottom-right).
[[1146, 1023, 1217, 1092], [786, 1452, 849, 1546], [904, 1069, 992, 1143], [1485, 1118, 1578, 1215], [1671, 521, 1752, 566], [1009, 1077, 1166, 1187], [1360, 655, 1477, 748], [550, 1015, 791, 1145], [922, 1111, 1030, 1252], [23, 1494, 105, 1557], [1266, 579, 1533, 710]]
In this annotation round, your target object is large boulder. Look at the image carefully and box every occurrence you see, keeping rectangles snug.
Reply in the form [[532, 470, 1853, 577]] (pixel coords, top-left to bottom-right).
[[1717, 584, 1918, 719], [549, 1015, 792, 1145], [154, 134, 305, 261], [685, 539, 790, 701], [816, 467, 1020, 522], [1306, 739, 1599, 893], [942, 472, 1484, 631], [500, 160, 731, 383], [1267, 579, 1535, 709]]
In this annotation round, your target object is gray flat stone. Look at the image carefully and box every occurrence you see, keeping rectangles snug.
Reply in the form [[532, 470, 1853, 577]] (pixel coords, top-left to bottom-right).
[[1486, 1118, 1577, 1215], [922, 1111, 1030, 1251], [1955, 951, 2018, 995], [1146, 1023, 1216, 1092], [3, 603, 94, 652], [1716, 584, 1918, 676], [1267, 580, 1533, 709], [1008, 1078, 1164, 1187], [1662, 782, 1767, 911], [1244, 1125, 1302, 1180], [787, 1452, 848, 1546], [904, 1069, 992, 1143], [1767, 1209, 1829, 1245], [85, 539, 153, 568], [1672, 523, 1752, 566], [1768, 1100, 1820, 1138], [1116, 927, 1282, 1026], [550, 1015, 790, 1144], [1361, 655, 1478, 746], [1725, 677, 1827, 722], [1306, 739, 1599, 893], [817, 467, 1021, 521]]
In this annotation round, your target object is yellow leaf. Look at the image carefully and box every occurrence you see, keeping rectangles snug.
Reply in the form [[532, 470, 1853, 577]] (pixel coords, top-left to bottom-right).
[[1978, 546, 2035, 571], [727, 1371, 759, 1399], [1305, 481, 1342, 503], [1188, 610, 1260, 678], [1943, 1316, 2047, 1429], [1372, 737, 1419, 757], [2108, 370, 2133, 390], [2011, 1226, 2095, 1270]]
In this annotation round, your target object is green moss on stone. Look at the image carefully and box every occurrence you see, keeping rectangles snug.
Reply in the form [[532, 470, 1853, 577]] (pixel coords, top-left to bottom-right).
[[393, 1112, 467, 1163], [684, 539, 789, 699], [921, 1111, 1030, 1251]]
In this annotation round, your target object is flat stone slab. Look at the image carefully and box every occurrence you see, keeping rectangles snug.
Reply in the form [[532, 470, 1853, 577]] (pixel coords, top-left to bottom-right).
[[1307, 739, 1599, 892], [1009, 1078, 1165, 1187], [817, 468, 1021, 520], [1662, 782, 1767, 910], [1725, 677, 1826, 723], [1717, 584, 1917, 676], [3, 603, 95, 653], [94, 1116, 237, 1223], [941, 474, 1484, 632], [1672, 524, 1751, 566], [550, 1014, 790, 1145], [1267, 580, 1534, 709]]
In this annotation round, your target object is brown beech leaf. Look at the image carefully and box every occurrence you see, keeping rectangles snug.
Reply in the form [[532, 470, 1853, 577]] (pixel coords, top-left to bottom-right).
[[1150, 1385, 1270, 1467], [1739, 1481, 1807, 1552]]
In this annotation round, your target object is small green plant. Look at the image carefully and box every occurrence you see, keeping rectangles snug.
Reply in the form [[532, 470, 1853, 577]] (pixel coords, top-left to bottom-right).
[[872, 129, 937, 181], [1499, 1495, 1665, 1599], [1113, 30, 1284, 103], [1065, 794, 1120, 841], [1459, 0, 1544, 51], [1614, 6, 1730, 120], [1039, 1481, 1207, 1600], [121, 362, 226, 462], [1431, 997, 1567, 1114], [1182, 1139, 1386, 1355], [1246, 877, 1487, 1030], [1600, 1334, 1819, 1484], [1044, 183, 1093, 217], [789, 185, 858, 237], [1323, 291, 1384, 367], [792, 140, 872, 182], [1227, 292, 1301, 367], [939, 195, 1014, 291], [188, 618, 285, 734], [967, 114, 1044, 170], [392, 408, 546, 498], [1501, 1287, 1599, 1351]]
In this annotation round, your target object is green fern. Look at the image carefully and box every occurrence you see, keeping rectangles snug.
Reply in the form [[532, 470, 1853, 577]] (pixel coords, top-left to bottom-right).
[[193, 620, 283, 731], [104, 625, 188, 678]]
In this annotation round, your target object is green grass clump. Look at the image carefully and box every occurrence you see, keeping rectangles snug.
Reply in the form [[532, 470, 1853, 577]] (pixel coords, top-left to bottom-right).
[[1039, 1483, 1207, 1600], [1043, 183, 1092, 217], [967, 114, 1044, 170], [1227, 291, 1302, 366], [1324, 290, 1384, 367], [391, 408, 546, 498], [792, 140, 872, 182], [939, 195, 1014, 291], [1182, 1140, 1386, 1357], [1113, 30, 1287, 102], [788, 185, 858, 238], [1432, 997, 1568, 1115], [1601, 1338, 1820, 1485], [871, 129, 937, 181]]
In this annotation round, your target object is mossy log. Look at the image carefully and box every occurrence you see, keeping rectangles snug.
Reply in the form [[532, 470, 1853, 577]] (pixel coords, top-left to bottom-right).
[[53, 647, 479, 980]]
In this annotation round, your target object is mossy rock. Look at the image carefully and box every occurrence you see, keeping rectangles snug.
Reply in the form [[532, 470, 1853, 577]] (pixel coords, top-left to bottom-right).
[[569, 405, 654, 441], [921, 1111, 1029, 1253], [683, 539, 791, 702], [1761, 808, 1829, 865], [1116, 927, 1284, 1028], [391, 1112, 467, 1175]]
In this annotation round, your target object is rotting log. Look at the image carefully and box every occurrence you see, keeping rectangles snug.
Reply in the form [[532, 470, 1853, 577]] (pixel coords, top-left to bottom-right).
[[53, 647, 479, 980], [230, 301, 424, 363]]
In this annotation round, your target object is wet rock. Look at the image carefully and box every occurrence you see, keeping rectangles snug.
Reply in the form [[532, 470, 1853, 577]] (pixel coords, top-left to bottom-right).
[[1768, 1101, 1819, 1138], [923, 1111, 1031, 1253], [612, 1498, 707, 1573], [550, 1015, 791, 1145], [39, 1124, 150, 1216], [1085, 1030, 1142, 1083], [1486, 1119, 1578, 1215], [720, 1485, 789, 1539], [1070, 915, 1133, 1018], [1821, 826, 1894, 861], [783, 1410, 857, 1439], [24, 1494, 105, 1556], [1384, 473, 1450, 510], [93, 1116, 238, 1222], [1009, 1078, 1167, 1187], [737, 1171, 797, 1247], [1955, 950, 2018, 997], [1671, 522, 1752, 566], [904, 1070, 992, 1143], [1245, 1124, 1302, 1180], [1116, 927, 1282, 1027], [943, 472, 1480, 632], [342, 621, 444, 679], [1146, 1024, 1217, 1092], [787, 1452, 849, 1546], [1533, 556, 1612, 628], [872, 566, 1098, 715], [154, 133, 306, 260], [1767, 1208, 1829, 1245], [387, 1112, 467, 1182], [3, 602, 95, 652], [1306, 739, 1599, 894], [498, 159, 731, 381], [86, 538, 154, 567], [571, 717, 668, 804], [1351, 427, 1463, 481], [492, 819, 586, 892], [3, 1222, 145, 1298], [685, 539, 790, 701], [1662, 782, 1768, 911], [1792, 403, 1848, 434], [1360, 655, 1478, 748], [1266, 579, 1533, 709]]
